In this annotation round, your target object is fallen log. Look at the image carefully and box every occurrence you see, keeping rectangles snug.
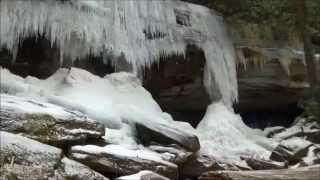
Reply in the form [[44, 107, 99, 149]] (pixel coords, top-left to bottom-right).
[[199, 165, 320, 180]]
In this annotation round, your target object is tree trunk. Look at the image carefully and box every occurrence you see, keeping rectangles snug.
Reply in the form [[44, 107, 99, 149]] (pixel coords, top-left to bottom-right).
[[296, 0, 319, 100]]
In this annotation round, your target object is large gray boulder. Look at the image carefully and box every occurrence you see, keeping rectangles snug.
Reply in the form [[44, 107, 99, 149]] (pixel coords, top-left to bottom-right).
[[0, 131, 110, 180], [70, 144, 178, 179], [0, 131, 63, 179], [0, 94, 105, 147]]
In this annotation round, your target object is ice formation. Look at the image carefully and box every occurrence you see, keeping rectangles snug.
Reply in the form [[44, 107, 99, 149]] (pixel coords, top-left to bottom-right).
[[0, 67, 276, 166], [196, 102, 277, 166], [0, 0, 238, 106]]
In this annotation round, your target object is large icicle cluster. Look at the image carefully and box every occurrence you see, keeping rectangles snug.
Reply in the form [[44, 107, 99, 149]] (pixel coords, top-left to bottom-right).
[[0, 0, 238, 105]]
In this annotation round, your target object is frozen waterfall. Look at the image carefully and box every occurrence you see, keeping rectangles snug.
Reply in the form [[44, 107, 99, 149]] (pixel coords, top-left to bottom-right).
[[0, 0, 238, 106]]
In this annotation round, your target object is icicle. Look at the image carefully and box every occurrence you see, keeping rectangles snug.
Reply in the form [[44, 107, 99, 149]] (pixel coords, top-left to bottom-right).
[[236, 48, 247, 70], [0, 0, 238, 106]]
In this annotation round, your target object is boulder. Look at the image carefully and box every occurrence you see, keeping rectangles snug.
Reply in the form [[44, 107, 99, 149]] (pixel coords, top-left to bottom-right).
[[240, 156, 287, 170], [135, 120, 200, 152], [0, 131, 63, 179], [270, 138, 313, 165], [0, 94, 105, 147], [70, 144, 178, 179], [55, 157, 110, 180], [179, 155, 242, 178], [148, 145, 193, 165], [117, 171, 169, 180]]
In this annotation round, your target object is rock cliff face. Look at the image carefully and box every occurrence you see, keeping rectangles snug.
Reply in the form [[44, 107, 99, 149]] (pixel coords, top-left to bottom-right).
[[144, 47, 319, 112]]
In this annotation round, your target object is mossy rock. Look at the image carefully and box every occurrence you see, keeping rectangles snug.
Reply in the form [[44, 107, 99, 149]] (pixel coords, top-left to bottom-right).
[[304, 100, 320, 119], [23, 114, 57, 137]]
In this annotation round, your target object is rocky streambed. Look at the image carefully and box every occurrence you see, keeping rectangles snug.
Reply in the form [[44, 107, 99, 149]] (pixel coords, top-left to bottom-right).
[[0, 68, 319, 180], [1, 93, 319, 180]]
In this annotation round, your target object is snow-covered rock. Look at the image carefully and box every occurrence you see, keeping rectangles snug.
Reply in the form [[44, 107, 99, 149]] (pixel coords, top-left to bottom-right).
[[270, 137, 313, 165], [0, 131, 62, 179], [274, 116, 320, 144], [70, 144, 178, 179], [136, 120, 200, 152], [298, 145, 320, 166], [0, 94, 105, 147], [117, 170, 169, 180]]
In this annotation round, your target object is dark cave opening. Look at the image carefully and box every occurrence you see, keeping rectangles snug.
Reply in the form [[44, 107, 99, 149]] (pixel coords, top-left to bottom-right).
[[236, 104, 304, 129], [0, 36, 60, 79], [143, 45, 209, 127]]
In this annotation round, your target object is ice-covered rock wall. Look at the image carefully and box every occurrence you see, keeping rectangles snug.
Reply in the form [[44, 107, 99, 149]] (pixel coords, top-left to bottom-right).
[[0, 0, 237, 106]]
